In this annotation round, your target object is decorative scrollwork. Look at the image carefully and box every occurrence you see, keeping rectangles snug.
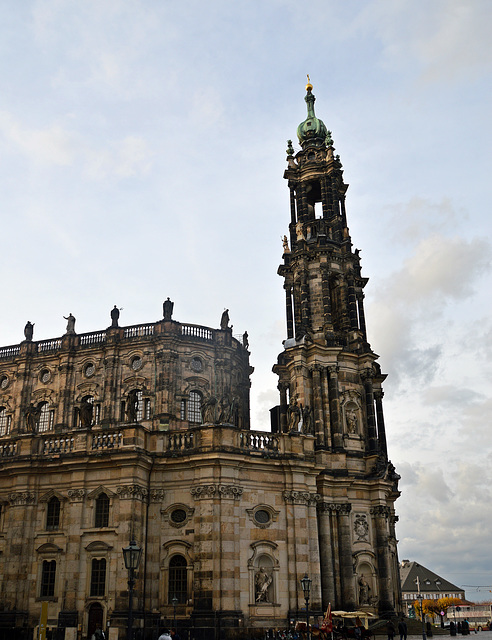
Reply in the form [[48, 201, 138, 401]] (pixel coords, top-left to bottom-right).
[[116, 485, 148, 501], [283, 490, 320, 506], [8, 491, 36, 505]]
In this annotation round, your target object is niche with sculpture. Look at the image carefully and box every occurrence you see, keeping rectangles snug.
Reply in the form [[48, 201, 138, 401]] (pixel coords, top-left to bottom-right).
[[248, 541, 279, 610]]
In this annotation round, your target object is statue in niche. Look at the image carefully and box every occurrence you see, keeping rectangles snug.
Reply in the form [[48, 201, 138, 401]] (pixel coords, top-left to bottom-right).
[[220, 308, 230, 330], [282, 235, 290, 253], [63, 313, 76, 335], [25, 403, 41, 432], [126, 389, 139, 423], [163, 297, 174, 320], [358, 574, 371, 605], [295, 221, 305, 242], [346, 407, 358, 434], [79, 398, 94, 428], [110, 305, 120, 328], [201, 395, 217, 424], [255, 567, 273, 603], [287, 395, 301, 431], [301, 405, 313, 434], [24, 321, 34, 341]]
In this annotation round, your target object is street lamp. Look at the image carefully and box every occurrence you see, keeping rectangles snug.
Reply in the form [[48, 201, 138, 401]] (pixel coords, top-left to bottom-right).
[[415, 576, 426, 640], [172, 595, 178, 636], [123, 539, 143, 640], [300, 573, 312, 640]]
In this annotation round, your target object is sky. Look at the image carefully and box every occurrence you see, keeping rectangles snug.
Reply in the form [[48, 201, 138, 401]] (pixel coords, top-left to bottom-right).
[[0, 0, 491, 603]]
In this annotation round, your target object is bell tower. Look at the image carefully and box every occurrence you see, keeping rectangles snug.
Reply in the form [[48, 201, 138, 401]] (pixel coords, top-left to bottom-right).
[[273, 81, 401, 616]]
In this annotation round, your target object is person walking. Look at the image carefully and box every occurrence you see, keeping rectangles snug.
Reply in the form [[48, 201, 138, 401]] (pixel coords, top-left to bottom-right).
[[387, 619, 396, 640], [398, 618, 407, 640]]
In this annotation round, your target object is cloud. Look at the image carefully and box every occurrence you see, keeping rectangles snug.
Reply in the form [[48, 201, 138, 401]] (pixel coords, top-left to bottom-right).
[[85, 135, 154, 179], [0, 111, 74, 166]]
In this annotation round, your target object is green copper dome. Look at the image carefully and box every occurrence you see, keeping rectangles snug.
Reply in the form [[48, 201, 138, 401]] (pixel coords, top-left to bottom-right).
[[296, 82, 328, 148]]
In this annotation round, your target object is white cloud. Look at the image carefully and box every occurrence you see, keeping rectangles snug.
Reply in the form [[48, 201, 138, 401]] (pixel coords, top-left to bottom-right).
[[0, 111, 74, 166]]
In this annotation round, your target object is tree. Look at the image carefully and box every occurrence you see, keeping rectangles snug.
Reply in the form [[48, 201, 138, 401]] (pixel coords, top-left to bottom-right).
[[413, 598, 462, 626]]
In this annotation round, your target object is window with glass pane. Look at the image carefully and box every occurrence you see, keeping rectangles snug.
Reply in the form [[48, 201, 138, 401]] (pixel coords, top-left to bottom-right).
[[136, 390, 143, 421], [40, 560, 56, 597], [0, 407, 10, 436], [188, 391, 202, 423], [38, 402, 52, 433], [90, 558, 106, 596], [95, 493, 109, 528], [46, 497, 60, 530], [168, 554, 187, 604]]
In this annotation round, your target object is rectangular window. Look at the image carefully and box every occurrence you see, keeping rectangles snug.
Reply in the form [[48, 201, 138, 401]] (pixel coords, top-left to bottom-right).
[[40, 560, 56, 597], [95, 494, 109, 528], [90, 558, 106, 596]]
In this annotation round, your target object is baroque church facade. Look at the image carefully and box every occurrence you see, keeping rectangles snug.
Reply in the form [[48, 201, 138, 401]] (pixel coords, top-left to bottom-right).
[[0, 84, 402, 639]]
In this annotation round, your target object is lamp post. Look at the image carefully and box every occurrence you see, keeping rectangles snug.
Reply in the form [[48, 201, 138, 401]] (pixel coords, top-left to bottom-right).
[[300, 573, 312, 640], [172, 595, 178, 636], [123, 539, 143, 640], [415, 576, 426, 640]]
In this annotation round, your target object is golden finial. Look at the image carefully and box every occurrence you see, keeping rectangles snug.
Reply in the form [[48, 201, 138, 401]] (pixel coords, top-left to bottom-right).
[[306, 74, 313, 92]]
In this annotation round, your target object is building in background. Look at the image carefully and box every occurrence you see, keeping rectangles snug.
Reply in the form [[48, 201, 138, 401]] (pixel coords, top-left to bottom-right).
[[400, 560, 465, 618], [0, 84, 402, 639]]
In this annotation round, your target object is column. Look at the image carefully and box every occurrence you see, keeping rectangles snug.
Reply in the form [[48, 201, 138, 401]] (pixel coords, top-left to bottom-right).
[[328, 366, 342, 449], [362, 372, 378, 453], [311, 366, 325, 447], [285, 285, 294, 339], [317, 503, 336, 610], [337, 504, 356, 610], [320, 265, 333, 328], [374, 390, 388, 458], [347, 277, 358, 330], [279, 383, 288, 433], [370, 505, 394, 616], [357, 293, 367, 339]]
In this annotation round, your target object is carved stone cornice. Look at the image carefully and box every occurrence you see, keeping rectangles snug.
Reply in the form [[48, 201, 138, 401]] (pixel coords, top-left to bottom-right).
[[8, 491, 36, 505], [370, 505, 390, 518], [116, 485, 148, 501], [68, 489, 86, 502], [283, 490, 320, 506], [317, 501, 352, 515], [190, 484, 242, 500]]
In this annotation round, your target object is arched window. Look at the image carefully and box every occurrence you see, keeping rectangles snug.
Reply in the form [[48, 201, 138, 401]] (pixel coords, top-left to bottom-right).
[[40, 560, 56, 597], [46, 496, 60, 531], [90, 558, 106, 596], [168, 554, 187, 604], [38, 402, 54, 433], [181, 391, 202, 424], [0, 407, 11, 436], [95, 493, 109, 528]]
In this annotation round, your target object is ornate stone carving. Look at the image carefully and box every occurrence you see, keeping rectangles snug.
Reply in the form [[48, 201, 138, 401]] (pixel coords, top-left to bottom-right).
[[283, 490, 320, 506], [317, 501, 352, 514], [68, 488, 86, 502], [117, 485, 148, 501], [218, 485, 243, 499], [354, 514, 369, 541], [150, 489, 165, 502], [8, 491, 36, 505], [190, 485, 217, 499], [370, 505, 390, 518]]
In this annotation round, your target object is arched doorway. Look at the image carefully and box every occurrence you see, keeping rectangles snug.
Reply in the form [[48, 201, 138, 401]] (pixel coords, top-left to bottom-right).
[[87, 602, 104, 639]]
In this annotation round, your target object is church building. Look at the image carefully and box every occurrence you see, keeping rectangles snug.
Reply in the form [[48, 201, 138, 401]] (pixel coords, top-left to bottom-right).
[[0, 83, 402, 639]]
